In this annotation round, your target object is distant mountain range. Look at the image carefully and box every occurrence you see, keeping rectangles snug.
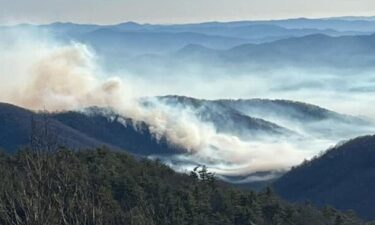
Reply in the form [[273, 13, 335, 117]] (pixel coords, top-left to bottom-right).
[[3, 16, 375, 222], [163, 32, 375, 73], [3, 17, 375, 73], [274, 135, 375, 220]]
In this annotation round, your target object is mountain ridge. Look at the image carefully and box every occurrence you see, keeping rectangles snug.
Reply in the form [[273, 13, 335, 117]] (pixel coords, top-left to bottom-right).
[[274, 135, 375, 220]]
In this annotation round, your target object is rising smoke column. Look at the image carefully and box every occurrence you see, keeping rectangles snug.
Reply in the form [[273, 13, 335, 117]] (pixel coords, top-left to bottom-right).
[[0, 30, 320, 177]]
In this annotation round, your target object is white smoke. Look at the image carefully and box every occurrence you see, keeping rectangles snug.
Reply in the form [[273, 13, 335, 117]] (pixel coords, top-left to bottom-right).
[[0, 34, 216, 152], [0, 29, 372, 178]]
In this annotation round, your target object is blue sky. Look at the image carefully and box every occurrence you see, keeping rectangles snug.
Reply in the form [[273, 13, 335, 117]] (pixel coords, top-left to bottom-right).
[[1, 0, 375, 25]]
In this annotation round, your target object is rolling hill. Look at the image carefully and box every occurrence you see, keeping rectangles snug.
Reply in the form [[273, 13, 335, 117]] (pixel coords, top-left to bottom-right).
[[274, 135, 375, 220], [51, 107, 182, 155], [0, 103, 180, 154], [172, 33, 375, 70], [0, 103, 105, 152], [1, 96, 372, 154], [156, 96, 373, 140], [1, 97, 374, 188]]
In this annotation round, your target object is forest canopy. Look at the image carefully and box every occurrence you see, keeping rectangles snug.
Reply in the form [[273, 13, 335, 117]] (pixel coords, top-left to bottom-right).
[[0, 146, 371, 225]]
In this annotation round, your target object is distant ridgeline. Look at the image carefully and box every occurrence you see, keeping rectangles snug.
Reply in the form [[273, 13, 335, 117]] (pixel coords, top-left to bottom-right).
[[3, 18, 375, 72]]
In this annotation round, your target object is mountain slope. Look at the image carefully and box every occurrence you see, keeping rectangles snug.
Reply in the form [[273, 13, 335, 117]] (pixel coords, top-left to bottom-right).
[[157, 96, 372, 140], [274, 135, 375, 220], [1, 99, 374, 185], [223, 99, 362, 122], [0, 147, 368, 224], [220, 98, 371, 139], [0, 103, 180, 155], [156, 96, 296, 139], [0, 103, 106, 152], [51, 108, 182, 155], [1, 97, 372, 155]]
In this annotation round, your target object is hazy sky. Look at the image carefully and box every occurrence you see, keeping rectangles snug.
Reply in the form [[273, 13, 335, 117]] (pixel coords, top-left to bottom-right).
[[1, 0, 375, 25]]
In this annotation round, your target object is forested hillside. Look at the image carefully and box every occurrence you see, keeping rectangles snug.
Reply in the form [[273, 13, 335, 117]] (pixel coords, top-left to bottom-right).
[[0, 109, 373, 224], [0, 146, 371, 225], [274, 135, 375, 220]]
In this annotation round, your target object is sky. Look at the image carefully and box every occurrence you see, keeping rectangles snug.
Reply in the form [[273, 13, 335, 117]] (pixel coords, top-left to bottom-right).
[[1, 0, 375, 25]]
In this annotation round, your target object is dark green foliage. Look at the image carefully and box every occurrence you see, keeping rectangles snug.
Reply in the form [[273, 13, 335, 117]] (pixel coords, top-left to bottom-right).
[[0, 103, 108, 152], [274, 135, 375, 220], [52, 110, 181, 155], [0, 102, 182, 155], [0, 147, 369, 225]]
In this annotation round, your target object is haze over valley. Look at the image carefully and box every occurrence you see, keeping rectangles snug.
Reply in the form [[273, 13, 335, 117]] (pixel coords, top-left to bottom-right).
[[2, 17, 375, 183], [2, 0, 375, 220]]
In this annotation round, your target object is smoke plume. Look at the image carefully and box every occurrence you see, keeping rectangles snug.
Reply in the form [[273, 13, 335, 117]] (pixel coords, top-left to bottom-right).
[[1, 29, 373, 179]]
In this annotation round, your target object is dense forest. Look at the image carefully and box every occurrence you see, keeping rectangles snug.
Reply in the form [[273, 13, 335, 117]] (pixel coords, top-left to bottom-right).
[[274, 135, 375, 220], [0, 116, 372, 225], [1, 147, 373, 225]]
